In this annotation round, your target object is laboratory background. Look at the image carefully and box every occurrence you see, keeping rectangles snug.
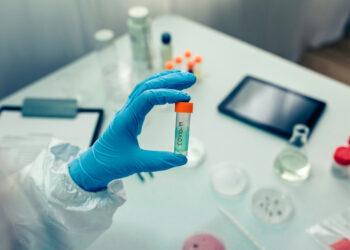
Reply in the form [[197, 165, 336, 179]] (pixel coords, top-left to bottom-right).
[[1, 0, 350, 249]]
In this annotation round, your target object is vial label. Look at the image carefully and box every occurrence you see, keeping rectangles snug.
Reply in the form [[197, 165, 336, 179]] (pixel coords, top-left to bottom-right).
[[174, 121, 189, 155]]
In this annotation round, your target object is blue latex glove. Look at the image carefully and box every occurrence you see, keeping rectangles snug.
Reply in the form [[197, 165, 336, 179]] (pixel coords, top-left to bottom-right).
[[69, 70, 196, 191]]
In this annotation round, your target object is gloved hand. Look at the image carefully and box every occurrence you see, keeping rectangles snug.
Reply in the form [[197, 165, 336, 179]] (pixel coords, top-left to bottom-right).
[[69, 70, 196, 191]]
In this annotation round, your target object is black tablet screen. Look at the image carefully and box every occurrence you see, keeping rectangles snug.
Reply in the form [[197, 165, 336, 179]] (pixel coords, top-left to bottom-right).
[[219, 77, 326, 138]]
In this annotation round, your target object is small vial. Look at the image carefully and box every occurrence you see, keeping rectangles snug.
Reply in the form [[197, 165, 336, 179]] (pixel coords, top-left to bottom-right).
[[184, 49, 192, 63], [127, 6, 153, 70], [187, 60, 195, 74], [165, 60, 174, 70], [174, 102, 193, 156], [174, 55, 183, 71], [194, 55, 202, 80], [331, 141, 350, 178], [160, 33, 172, 68]]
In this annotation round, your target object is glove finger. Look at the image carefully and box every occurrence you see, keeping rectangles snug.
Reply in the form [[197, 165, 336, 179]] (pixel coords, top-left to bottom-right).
[[128, 70, 181, 102], [127, 89, 190, 135], [138, 150, 187, 172]]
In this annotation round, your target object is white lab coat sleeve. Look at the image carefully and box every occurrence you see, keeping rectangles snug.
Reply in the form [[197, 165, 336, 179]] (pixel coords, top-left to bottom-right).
[[14, 139, 126, 249]]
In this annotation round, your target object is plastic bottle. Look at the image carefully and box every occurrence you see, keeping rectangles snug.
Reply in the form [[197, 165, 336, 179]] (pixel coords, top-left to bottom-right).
[[94, 29, 129, 110], [127, 6, 153, 70], [331, 139, 350, 178], [160, 32, 172, 68]]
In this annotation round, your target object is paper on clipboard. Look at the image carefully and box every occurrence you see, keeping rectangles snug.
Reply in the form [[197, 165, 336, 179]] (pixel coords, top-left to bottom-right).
[[0, 110, 101, 172]]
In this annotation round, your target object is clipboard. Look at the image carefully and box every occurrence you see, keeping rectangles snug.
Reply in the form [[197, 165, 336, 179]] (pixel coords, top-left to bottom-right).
[[0, 98, 104, 171]]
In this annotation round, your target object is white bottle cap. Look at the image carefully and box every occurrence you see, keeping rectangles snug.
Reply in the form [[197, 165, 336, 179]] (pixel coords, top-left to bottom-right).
[[94, 29, 115, 42], [128, 6, 149, 22]]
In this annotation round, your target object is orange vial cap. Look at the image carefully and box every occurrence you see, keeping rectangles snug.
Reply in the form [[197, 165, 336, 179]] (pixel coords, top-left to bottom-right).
[[184, 50, 192, 58], [174, 56, 183, 64], [194, 55, 202, 63], [175, 102, 193, 113], [165, 61, 174, 70], [187, 60, 195, 70]]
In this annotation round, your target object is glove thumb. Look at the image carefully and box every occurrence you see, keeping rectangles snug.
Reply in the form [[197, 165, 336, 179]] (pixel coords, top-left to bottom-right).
[[138, 150, 188, 172]]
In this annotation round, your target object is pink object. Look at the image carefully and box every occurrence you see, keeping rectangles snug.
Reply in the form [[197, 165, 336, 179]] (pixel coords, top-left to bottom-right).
[[182, 233, 226, 250], [330, 238, 350, 250]]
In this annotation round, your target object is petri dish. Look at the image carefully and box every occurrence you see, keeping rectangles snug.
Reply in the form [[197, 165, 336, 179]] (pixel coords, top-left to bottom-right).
[[211, 162, 248, 196], [182, 233, 225, 250], [184, 137, 206, 168], [251, 187, 294, 224]]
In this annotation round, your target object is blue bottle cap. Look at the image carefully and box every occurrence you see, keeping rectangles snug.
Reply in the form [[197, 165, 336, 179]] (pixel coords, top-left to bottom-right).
[[161, 33, 171, 44]]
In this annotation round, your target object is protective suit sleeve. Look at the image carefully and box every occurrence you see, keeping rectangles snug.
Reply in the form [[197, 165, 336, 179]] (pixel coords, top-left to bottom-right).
[[13, 139, 126, 249]]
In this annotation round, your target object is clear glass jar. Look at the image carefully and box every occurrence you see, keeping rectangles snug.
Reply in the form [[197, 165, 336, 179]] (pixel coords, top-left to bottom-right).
[[274, 124, 311, 182], [94, 29, 131, 111]]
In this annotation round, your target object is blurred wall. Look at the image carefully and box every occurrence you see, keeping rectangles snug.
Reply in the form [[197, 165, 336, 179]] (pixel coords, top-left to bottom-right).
[[0, 0, 349, 99]]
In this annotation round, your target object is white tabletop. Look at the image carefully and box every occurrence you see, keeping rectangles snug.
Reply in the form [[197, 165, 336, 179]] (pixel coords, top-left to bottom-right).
[[2, 15, 350, 250]]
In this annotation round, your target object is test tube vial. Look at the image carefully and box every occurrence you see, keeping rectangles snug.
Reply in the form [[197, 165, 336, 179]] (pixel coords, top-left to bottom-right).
[[160, 33, 172, 68], [194, 55, 202, 80], [174, 55, 183, 71], [187, 60, 195, 73], [165, 60, 174, 70], [174, 102, 193, 156], [184, 49, 192, 63]]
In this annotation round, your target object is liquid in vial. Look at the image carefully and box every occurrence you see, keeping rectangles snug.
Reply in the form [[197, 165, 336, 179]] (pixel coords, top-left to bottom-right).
[[174, 102, 193, 156], [274, 124, 311, 182]]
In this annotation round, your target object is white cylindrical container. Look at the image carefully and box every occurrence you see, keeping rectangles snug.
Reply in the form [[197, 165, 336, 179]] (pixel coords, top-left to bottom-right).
[[331, 145, 350, 178], [127, 6, 153, 69], [174, 102, 193, 156], [160, 32, 172, 68], [94, 29, 117, 76], [94, 29, 131, 111]]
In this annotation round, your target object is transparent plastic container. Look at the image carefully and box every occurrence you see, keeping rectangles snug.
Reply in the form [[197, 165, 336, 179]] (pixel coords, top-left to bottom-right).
[[127, 6, 153, 71], [174, 102, 193, 156], [252, 188, 294, 224], [211, 162, 248, 197], [94, 29, 130, 111], [331, 139, 350, 179]]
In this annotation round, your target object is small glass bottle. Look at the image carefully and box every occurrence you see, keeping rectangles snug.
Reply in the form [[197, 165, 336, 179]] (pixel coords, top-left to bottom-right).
[[94, 29, 130, 111], [174, 55, 183, 71], [174, 102, 193, 156], [164, 61, 174, 71], [127, 6, 153, 71], [274, 124, 311, 182], [160, 32, 172, 68], [194, 55, 202, 81]]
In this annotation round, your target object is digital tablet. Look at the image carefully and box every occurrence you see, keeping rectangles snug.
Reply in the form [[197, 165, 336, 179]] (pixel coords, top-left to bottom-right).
[[218, 76, 326, 139]]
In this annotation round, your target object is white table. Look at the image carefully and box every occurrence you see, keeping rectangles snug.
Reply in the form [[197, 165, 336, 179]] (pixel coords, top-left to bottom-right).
[[2, 15, 350, 250]]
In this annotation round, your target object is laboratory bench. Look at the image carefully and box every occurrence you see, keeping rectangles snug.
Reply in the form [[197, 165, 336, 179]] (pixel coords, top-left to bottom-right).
[[1, 15, 350, 250]]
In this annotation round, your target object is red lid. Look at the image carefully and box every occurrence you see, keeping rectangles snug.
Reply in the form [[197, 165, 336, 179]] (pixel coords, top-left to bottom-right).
[[175, 102, 193, 113], [334, 146, 350, 166], [187, 60, 195, 70], [165, 61, 174, 70], [184, 49, 192, 58]]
